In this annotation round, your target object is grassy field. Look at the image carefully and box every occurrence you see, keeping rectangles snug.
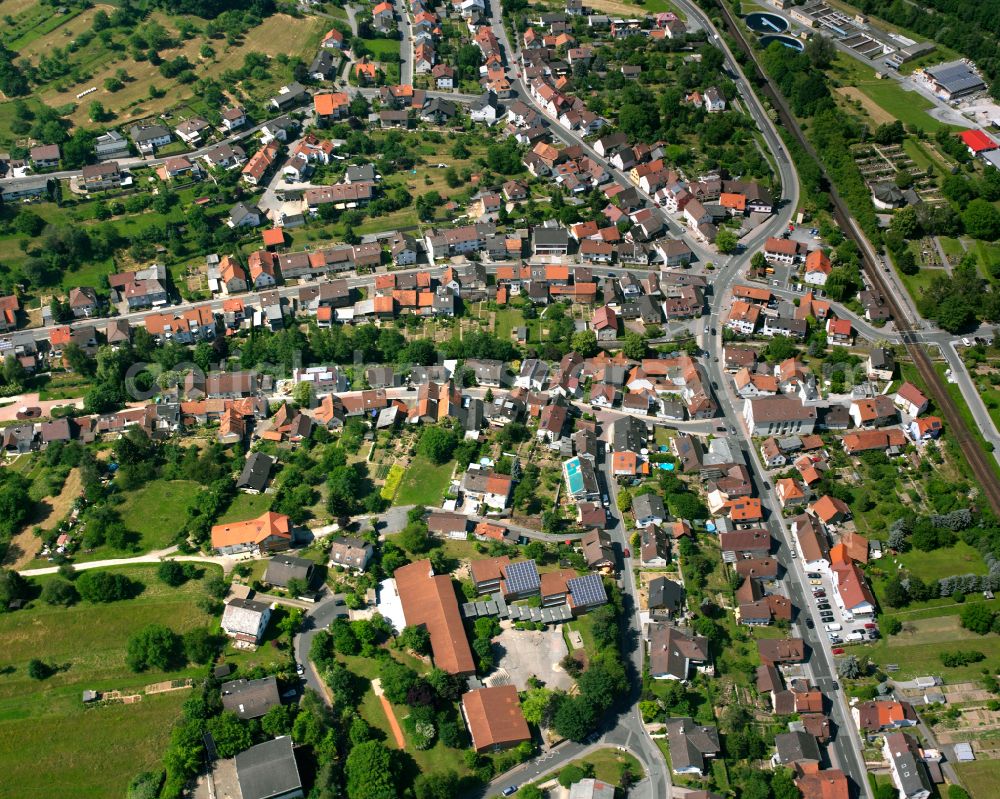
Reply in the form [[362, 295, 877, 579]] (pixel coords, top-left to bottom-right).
[[217, 490, 274, 524], [109, 479, 199, 555], [395, 456, 455, 507], [830, 54, 957, 133], [0, 563, 219, 799], [542, 747, 643, 786], [8, 11, 325, 132], [864, 612, 1000, 680], [894, 541, 987, 582], [954, 759, 1000, 799], [361, 37, 401, 61]]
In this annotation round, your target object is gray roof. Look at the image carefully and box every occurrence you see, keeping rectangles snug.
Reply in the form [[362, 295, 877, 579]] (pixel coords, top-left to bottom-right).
[[221, 598, 270, 637], [235, 737, 303, 799], [221, 676, 281, 719], [926, 60, 984, 94], [609, 415, 647, 453], [129, 123, 170, 142], [263, 554, 314, 588], [773, 730, 821, 765], [533, 226, 570, 246], [345, 164, 376, 182], [648, 576, 684, 610], [884, 733, 934, 797], [665, 717, 720, 773], [237, 452, 274, 492], [632, 492, 665, 520]]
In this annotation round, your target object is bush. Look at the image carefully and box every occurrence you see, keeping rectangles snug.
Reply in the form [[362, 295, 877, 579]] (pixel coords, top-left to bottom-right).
[[27, 658, 52, 680], [41, 577, 79, 606], [126, 624, 185, 672], [939, 649, 986, 667], [77, 570, 142, 602], [157, 561, 190, 587]]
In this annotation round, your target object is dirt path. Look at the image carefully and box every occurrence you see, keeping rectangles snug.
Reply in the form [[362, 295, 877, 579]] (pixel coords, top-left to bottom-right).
[[835, 86, 896, 126], [4, 467, 82, 569], [371, 678, 407, 748]]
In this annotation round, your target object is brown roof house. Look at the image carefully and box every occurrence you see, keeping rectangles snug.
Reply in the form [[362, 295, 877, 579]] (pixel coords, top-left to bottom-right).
[[648, 624, 711, 682], [395, 560, 475, 675], [328, 536, 374, 572], [461, 685, 531, 752], [665, 717, 720, 776]]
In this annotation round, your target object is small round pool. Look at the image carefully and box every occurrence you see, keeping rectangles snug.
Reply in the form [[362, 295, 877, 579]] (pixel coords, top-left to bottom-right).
[[746, 11, 789, 33], [760, 34, 804, 51]]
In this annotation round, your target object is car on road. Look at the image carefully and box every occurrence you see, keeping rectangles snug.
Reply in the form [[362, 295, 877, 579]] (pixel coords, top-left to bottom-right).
[[711, 328, 717, 336], [728, 426, 736, 435], [789, 548, 797, 558], [296, 663, 305, 676], [623, 548, 631, 558], [704, 324, 710, 333], [502, 787, 518, 797], [711, 381, 718, 390], [805, 618, 814, 629], [602, 493, 610, 507], [762, 482, 771, 490]]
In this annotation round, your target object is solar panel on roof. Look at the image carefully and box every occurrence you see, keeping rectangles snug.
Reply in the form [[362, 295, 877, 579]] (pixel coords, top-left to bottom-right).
[[568, 573, 608, 607], [504, 559, 540, 594]]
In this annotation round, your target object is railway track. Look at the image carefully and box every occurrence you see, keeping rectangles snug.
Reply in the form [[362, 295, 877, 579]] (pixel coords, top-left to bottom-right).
[[715, 2, 1000, 516]]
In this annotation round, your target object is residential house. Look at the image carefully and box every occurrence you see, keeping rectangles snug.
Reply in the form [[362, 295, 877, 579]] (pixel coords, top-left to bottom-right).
[[649, 624, 711, 682], [329, 536, 374, 572], [665, 718, 720, 776], [210, 511, 291, 555], [220, 598, 272, 644], [883, 733, 933, 799], [129, 124, 171, 154]]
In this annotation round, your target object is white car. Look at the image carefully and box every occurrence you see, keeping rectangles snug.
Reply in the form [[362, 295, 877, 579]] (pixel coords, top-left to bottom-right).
[[790, 549, 797, 558]]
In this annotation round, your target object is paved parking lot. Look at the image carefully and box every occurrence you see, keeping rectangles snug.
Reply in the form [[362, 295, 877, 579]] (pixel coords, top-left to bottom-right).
[[494, 624, 573, 691], [802, 569, 878, 650]]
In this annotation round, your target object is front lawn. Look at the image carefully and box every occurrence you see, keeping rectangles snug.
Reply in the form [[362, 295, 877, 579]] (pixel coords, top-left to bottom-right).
[[394, 456, 455, 507]]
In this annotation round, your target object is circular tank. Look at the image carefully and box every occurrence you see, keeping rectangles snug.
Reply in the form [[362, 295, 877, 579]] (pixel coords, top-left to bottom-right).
[[760, 34, 805, 51], [745, 12, 789, 33]]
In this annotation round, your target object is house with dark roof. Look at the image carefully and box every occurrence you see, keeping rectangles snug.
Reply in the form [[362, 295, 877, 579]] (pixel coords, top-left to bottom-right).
[[263, 555, 315, 589], [665, 717, 720, 775], [235, 737, 303, 799], [883, 732, 933, 799], [773, 730, 821, 767], [647, 576, 684, 616], [237, 452, 275, 494], [649, 624, 710, 681], [221, 676, 281, 719]]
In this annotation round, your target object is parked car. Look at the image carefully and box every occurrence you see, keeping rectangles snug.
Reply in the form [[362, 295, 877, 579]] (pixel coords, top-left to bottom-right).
[[502, 788, 518, 797], [832, 647, 845, 655], [806, 572, 822, 579], [817, 603, 831, 611], [812, 590, 826, 598]]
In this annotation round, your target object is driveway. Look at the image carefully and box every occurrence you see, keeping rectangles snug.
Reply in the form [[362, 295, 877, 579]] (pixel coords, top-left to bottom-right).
[[0, 392, 84, 421], [293, 589, 348, 701]]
